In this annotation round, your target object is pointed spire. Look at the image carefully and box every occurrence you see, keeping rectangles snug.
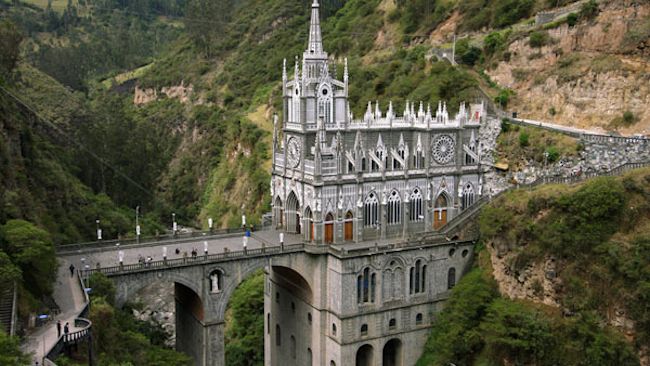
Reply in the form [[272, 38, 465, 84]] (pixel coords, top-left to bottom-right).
[[418, 101, 424, 119], [344, 57, 349, 81], [375, 101, 381, 119], [387, 101, 394, 120], [294, 56, 300, 81], [307, 0, 324, 55], [404, 101, 410, 118]]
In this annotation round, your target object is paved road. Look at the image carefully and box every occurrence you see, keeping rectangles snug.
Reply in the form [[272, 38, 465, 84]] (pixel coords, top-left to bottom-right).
[[22, 258, 86, 364], [60, 230, 303, 271]]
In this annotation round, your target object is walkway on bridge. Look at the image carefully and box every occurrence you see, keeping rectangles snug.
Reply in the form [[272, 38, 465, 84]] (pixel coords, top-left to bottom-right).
[[22, 258, 86, 364]]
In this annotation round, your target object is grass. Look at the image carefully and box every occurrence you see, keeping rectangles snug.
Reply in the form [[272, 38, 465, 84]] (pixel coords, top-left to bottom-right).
[[22, 0, 79, 13], [100, 63, 154, 89], [496, 122, 579, 169]]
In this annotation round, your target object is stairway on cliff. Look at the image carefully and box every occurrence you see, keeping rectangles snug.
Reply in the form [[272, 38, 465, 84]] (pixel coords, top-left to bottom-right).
[[0, 284, 15, 335]]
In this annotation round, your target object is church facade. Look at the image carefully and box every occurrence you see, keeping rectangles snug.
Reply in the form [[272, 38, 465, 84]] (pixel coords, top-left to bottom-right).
[[271, 1, 485, 245]]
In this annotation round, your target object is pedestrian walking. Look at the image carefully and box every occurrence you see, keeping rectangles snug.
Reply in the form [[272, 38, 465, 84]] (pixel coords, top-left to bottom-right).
[[64, 322, 69, 335], [175, 247, 180, 255], [69, 264, 75, 277], [56, 320, 62, 337]]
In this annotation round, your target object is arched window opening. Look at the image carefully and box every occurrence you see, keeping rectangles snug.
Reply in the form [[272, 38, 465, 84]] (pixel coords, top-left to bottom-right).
[[409, 189, 423, 222], [462, 183, 475, 210], [348, 161, 354, 173], [332, 323, 337, 336], [360, 324, 368, 336], [209, 270, 223, 293], [388, 318, 396, 330], [387, 190, 401, 225], [358, 267, 376, 304], [416, 313, 423, 325], [267, 313, 270, 334], [409, 260, 427, 294], [290, 335, 296, 359], [448, 267, 456, 289], [361, 157, 367, 172], [276, 324, 281, 346], [364, 193, 379, 227], [308, 312, 312, 325]]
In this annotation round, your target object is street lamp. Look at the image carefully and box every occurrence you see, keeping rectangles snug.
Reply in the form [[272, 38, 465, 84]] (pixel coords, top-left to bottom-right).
[[208, 217, 213, 232], [135, 206, 141, 243], [172, 213, 177, 235], [95, 219, 102, 241]]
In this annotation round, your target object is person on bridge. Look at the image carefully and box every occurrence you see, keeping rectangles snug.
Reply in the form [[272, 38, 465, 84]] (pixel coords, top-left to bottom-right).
[[69, 264, 75, 277], [175, 247, 180, 255], [64, 322, 69, 335], [57, 320, 61, 337]]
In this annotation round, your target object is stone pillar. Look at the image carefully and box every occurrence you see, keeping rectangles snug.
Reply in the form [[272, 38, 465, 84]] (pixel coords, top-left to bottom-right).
[[204, 322, 225, 366]]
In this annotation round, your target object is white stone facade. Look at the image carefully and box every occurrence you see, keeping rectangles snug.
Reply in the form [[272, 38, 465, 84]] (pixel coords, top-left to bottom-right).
[[271, 1, 486, 245]]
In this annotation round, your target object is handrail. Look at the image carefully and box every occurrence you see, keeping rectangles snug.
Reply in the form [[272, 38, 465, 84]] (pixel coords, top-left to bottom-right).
[[44, 270, 93, 365], [86, 243, 307, 277], [56, 226, 270, 254]]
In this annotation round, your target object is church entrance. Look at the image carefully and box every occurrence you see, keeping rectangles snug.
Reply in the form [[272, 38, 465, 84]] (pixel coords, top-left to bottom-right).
[[324, 213, 334, 244], [344, 211, 353, 241], [286, 191, 300, 234], [356, 344, 374, 366], [382, 339, 403, 366], [433, 194, 448, 230]]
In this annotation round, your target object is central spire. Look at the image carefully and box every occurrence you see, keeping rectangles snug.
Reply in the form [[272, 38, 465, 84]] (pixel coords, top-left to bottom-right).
[[307, 0, 324, 55]]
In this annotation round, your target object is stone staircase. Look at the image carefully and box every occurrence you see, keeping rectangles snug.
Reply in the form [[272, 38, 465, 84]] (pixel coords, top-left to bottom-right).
[[0, 284, 16, 335]]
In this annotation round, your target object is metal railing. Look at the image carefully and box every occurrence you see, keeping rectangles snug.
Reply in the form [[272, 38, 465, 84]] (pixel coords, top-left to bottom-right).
[[85, 243, 307, 277], [56, 227, 268, 255], [44, 272, 93, 365]]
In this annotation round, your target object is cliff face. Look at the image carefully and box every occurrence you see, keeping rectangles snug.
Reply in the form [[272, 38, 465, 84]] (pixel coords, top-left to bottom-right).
[[488, 0, 650, 135]]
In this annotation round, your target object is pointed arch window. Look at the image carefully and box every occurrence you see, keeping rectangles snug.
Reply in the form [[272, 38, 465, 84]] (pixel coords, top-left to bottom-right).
[[462, 183, 475, 210], [448, 267, 456, 289], [387, 190, 401, 225], [364, 192, 379, 227], [357, 267, 376, 304], [409, 188, 423, 222], [409, 259, 427, 294]]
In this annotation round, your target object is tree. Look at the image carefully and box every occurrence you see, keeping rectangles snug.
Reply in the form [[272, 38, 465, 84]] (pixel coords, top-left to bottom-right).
[[0, 21, 23, 82], [0, 220, 57, 298], [0, 251, 21, 290], [483, 31, 505, 56], [0, 330, 29, 366]]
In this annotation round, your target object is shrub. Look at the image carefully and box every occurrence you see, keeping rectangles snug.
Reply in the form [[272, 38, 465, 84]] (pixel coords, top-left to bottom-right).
[[460, 46, 482, 66], [567, 13, 578, 27], [495, 89, 512, 108], [579, 0, 599, 20], [623, 111, 635, 125], [484, 31, 505, 55], [545, 146, 559, 163], [501, 119, 511, 133], [529, 31, 551, 48], [519, 132, 530, 147]]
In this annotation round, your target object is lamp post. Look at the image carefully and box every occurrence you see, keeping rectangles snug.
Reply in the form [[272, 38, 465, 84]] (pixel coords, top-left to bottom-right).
[[208, 217, 213, 233], [135, 206, 141, 243], [95, 219, 102, 241], [172, 213, 177, 236]]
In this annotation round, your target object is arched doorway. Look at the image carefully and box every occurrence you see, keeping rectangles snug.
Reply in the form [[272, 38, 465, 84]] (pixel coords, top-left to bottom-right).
[[433, 193, 448, 230], [286, 191, 300, 234], [344, 211, 353, 241], [305, 207, 314, 242], [356, 344, 374, 366], [382, 338, 403, 366], [324, 213, 334, 244]]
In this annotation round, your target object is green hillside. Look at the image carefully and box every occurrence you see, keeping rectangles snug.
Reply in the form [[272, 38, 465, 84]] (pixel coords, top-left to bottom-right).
[[417, 169, 650, 365]]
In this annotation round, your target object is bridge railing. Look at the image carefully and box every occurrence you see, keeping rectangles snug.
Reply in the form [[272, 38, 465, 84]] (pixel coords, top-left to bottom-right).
[[56, 226, 270, 255], [85, 243, 307, 276]]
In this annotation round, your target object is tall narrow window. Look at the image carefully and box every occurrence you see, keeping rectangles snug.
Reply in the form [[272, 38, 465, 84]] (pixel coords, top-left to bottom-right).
[[448, 267, 456, 289], [410, 260, 427, 294], [409, 188, 423, 221], [276, 324, 281, 347], [290, 335, 296, 359], [387, 190, 401, 225], [462, 183, 475, 210], [358, 267, 375, 304], [364, 193, 379, 227]]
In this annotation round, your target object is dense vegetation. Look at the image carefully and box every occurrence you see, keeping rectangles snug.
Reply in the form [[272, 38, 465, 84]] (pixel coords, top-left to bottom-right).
[[53, 273, 193, 365], [428, 169, 650, 364], [224, 270, 265, 366], [417, 264, 639, 366]]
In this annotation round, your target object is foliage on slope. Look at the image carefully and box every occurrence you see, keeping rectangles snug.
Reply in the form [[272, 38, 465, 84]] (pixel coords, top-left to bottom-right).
[[224, 270, 265, 366], [51, 273, 194, 366], [417, 257, 640, 365], [461, 169, 650, 363]]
